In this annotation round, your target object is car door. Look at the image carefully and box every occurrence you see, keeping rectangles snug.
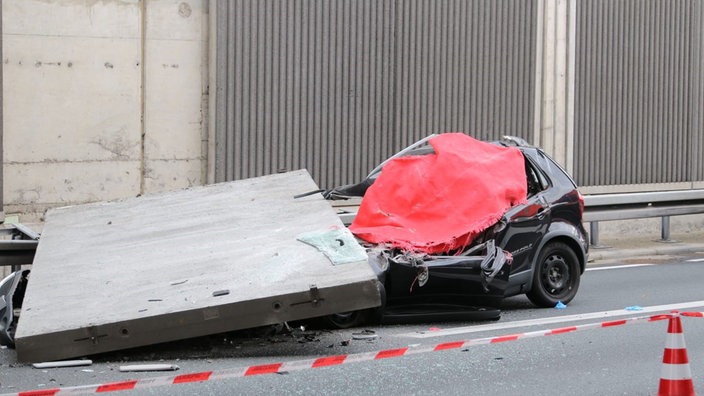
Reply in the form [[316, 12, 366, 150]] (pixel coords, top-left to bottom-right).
[[496, 155, 551, 277]]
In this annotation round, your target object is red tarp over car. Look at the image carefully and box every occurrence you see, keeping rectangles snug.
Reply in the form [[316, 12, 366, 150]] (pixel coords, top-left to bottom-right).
[[349, 133, 527, 254]]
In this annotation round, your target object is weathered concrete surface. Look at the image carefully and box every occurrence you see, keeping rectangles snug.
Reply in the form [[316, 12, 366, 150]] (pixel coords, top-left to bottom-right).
[[2, 0, 142, 219], [2, 0, 208, 221], [143, 0, 208, 193], [14, 170, 381, 362]]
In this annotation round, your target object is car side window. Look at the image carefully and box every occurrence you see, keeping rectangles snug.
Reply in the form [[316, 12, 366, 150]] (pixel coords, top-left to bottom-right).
[[525, 158, 546, 198]]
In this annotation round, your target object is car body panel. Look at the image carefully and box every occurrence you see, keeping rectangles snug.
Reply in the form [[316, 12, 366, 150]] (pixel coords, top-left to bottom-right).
[[382, 241, 512, 305]]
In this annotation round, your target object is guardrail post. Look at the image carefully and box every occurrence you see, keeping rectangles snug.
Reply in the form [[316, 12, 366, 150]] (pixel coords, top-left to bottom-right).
[[589, 221, 600, 247], [588, 221, 610, 248], [660, 216, 671, 242]]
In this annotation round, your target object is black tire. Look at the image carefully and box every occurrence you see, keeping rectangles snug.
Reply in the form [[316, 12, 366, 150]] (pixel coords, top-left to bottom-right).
[[324, 282, 386, 329], [526, 241, 581, 307], [324, 310, 372, 329]]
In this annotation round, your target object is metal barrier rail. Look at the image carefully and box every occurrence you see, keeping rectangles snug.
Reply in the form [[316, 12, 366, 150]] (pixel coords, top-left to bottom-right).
[[0, 223, 39, 270], [334, 190, 704, 247], [583, 189, 704, 247], [2, 190, 703, 268]]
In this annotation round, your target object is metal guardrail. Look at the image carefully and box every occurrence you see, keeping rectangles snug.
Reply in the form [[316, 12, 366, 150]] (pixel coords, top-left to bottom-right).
[[0, 223, 39, 271], [583, 189, 704, 247], [335, 191, 704, 247], [1, 190, 703, 269]]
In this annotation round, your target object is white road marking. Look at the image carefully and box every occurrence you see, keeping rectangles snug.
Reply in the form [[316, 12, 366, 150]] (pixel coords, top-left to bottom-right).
[[586, 264, 654, 271], [686, 258, 704, 262], [398, 300, 704, 339]]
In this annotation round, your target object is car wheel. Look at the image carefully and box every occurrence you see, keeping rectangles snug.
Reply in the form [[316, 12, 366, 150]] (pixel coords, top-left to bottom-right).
[[324, 310, 372, 329], [324, 282, 386, 329], [527, 241, 580, 307]]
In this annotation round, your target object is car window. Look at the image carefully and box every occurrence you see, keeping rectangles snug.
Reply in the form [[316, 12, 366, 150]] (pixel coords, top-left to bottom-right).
[[366, 135, 437, 179], [525, 157, 547, 197]]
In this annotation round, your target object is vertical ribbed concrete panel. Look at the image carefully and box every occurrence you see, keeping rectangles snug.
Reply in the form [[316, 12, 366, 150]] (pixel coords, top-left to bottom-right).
[[215, 0, 395, 187], [695, 1, 704, 182], [214, 1, 537, 187], [394, 0, 536, 146], [574, 0, 703, 187]]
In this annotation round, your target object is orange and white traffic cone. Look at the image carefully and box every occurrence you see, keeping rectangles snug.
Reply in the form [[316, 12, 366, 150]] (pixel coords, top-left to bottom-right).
[[658, 312, 695, 396]]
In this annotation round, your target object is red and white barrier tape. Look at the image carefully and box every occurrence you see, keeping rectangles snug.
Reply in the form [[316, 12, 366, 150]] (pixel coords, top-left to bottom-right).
[[5, 312, 691, 396], [681, 311, 704, 318]]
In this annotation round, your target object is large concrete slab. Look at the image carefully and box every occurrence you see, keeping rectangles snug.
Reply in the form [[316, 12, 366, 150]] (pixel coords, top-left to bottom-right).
[[15, 170, 381, 362]]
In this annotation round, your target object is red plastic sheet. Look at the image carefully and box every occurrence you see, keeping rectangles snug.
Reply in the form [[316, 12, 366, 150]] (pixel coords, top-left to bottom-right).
[[349, 133, 527, 254]]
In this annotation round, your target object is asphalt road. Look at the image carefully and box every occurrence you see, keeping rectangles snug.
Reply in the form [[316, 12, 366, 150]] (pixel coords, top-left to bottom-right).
[[4, 252, 704, 395]]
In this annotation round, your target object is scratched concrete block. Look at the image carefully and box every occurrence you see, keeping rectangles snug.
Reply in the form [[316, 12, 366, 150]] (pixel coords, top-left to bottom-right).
[[14, 170, 381, 362]]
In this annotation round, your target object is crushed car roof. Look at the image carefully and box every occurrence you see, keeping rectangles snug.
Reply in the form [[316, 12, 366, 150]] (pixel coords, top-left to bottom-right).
[[349, 133, 527, 254]]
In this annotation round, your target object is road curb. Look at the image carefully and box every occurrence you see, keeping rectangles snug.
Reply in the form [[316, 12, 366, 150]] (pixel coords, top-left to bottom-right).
[[588, 243, 704, 263]]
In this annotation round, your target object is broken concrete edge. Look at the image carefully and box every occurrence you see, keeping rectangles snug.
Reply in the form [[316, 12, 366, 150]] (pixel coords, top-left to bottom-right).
[[15, 279, 382, 363]]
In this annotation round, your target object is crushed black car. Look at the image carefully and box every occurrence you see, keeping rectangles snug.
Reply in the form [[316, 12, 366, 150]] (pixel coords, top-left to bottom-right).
[[320, 134, 589, 327]]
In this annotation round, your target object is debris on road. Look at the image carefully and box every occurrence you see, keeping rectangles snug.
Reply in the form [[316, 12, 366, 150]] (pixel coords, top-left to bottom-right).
[[32, 359, 93, 369], [119, 364, 180, 372], [352, 330, 378, 340]]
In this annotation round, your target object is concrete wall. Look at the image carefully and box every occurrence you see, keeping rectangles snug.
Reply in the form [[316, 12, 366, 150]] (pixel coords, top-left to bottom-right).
[[0, 0, 4, 222], [2, 0, 207, 222], [143, 0, 208, 194]]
